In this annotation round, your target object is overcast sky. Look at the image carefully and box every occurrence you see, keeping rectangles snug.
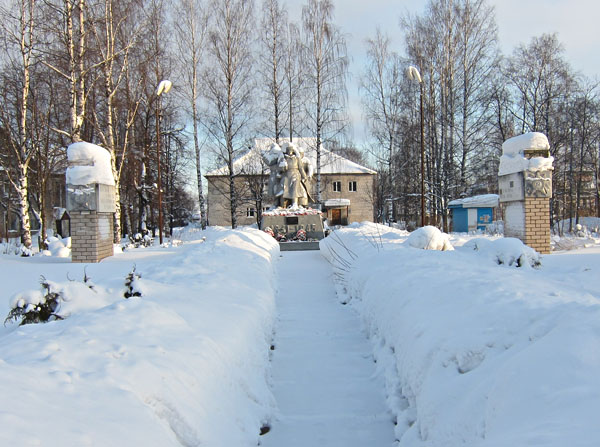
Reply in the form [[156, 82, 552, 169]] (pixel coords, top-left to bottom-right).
[[286, 0, 600, 144]]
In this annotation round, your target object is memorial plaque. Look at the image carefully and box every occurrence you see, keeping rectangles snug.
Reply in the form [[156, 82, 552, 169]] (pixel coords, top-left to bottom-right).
[[498, 172, 524, 203], [66, 184, 97, 211], [97, 184, 116, 212]]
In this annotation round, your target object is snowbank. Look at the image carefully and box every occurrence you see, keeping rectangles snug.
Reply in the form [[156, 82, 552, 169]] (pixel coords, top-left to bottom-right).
[[0, 227, 279, 446], [321, 223, 600, 446], [406, 225, 454, 251], [66, 141, 115, 186]]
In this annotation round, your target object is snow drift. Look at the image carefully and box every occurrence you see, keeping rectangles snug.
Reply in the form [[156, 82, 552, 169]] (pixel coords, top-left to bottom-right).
[[0, 227, 278, 446], [321, 223, 600, 447]]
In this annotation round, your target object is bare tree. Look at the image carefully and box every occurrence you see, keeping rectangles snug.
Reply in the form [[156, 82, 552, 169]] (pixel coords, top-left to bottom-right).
[[0, 0, 38, 250], [258, 0, 287, 144], [283, 21, 304, 142], [360, 29, 405, 221], [174, 0, 209, 229], [89, 0, 145, 241], [301, 0, 348, 207], [203, 0, 255, 229]]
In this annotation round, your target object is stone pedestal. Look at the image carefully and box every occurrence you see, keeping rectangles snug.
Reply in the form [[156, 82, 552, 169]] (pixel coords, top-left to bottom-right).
[[524, 197, 550, 254], [70, 211, 114, 262], [498, 133, 553, 254], [261, 213, 324, 240]]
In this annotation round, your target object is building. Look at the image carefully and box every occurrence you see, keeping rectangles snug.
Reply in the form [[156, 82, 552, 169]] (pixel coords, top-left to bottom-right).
[[205, 138, 377, 227], [448, 194, 499, 233]]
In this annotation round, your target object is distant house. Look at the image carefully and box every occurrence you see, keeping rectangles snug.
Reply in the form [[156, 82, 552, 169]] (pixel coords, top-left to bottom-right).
[[448, 194, 499, 233], [205, 138, 377, 227]]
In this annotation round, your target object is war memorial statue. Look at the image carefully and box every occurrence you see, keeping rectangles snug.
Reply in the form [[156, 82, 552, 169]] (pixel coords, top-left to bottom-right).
[[261, 142, 324, 242]]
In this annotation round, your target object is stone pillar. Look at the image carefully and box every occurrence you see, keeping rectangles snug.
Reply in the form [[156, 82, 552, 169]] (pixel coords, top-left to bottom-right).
[[524, 197, 551, 254], [70, 211, 114, 263], [65, 142, 116, 263], [498, 133, 553, 254]]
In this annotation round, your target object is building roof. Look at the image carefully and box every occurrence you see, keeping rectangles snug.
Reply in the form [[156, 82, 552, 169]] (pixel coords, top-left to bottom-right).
[[205, 137, 376, 177], [448, 194, 499, 209]]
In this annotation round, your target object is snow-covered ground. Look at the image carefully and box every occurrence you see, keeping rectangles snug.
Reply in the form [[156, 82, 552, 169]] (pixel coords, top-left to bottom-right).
[[0, 227, 278, 446], [2, 221, 600, 446], [262, 250, 394, 446], [321, 222, 600, 446]]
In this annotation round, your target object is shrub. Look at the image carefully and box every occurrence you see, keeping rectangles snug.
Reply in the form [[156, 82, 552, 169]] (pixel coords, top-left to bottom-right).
[[4, 276, 64, 326]]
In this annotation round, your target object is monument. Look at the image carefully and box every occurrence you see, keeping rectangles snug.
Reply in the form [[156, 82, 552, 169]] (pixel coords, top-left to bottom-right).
[[498, 132, 553, 254], [261, 141, 324, 243], [65, 142, 116, 262]]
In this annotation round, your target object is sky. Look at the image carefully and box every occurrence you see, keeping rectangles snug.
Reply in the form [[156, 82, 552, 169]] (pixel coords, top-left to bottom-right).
[[286, 0, 600, 145]]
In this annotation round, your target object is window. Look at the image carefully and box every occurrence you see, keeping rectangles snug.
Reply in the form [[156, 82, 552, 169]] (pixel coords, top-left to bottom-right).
[[246, 207, 256, 217], [333, 181, 341, 192], [348, 181, 357, 192]]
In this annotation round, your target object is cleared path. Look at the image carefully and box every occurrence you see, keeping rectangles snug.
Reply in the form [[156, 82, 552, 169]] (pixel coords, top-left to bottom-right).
[[261, 251, 395, 447]]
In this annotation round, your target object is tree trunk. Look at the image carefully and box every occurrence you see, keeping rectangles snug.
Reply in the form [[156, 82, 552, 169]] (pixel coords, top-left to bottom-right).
[[17, 164, 32, 249]]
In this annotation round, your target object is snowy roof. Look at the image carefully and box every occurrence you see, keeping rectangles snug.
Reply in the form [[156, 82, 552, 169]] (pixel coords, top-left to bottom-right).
[[448, 194, 499, 208], [324, 198, 351, 207], [205, 138, 376, 177]]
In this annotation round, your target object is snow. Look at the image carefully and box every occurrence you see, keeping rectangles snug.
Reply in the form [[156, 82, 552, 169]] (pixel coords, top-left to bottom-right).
[[262, 206, 321, 216], [406, 225, 454, 250], [448, 194, 498, 208], [498, 132, 553, 176], [66, 141, 115, 186], [261, 251, 394, 446], [3, 219, 600, 446], [501, 132, 549, 155], [324, 198, 351, 207], [0, 227, 278, 446], [206, 138, 376, 176], [321, 223, 600, 446]]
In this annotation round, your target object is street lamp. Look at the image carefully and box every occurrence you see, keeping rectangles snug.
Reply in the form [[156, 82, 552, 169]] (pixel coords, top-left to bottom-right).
[[407, 65, 426, 227], [155, 79, 172, 245]]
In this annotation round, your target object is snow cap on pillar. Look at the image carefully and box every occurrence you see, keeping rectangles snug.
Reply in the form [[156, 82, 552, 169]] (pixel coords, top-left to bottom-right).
[[66, 142, 115, 186]]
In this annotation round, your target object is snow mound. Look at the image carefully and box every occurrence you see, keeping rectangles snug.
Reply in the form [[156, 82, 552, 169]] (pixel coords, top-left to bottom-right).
[[462, 237, 541, 268], [66, 141, 115, 186], [501, 132, 549, 155], [405, 226, 454, 251], [43, 236, 72, 258], [498, 132, 553, 176]]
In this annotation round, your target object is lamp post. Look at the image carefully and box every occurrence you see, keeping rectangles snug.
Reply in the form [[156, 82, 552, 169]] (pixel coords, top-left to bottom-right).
[[155, 79, 172, 245], [407, 66, 426, 227]]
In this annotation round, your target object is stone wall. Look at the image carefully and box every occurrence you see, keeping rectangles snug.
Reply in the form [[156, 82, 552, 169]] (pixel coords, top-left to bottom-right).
[[70, 211, 114, 262], [524, 197, 550, 254]]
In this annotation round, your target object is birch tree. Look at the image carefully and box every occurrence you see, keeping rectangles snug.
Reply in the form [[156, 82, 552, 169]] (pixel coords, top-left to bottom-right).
[[90, 0, 145, 241], [174, 0, 209, 229], [0, 0, 38, 250], [203, 0, 255, 228], [360, 30, 405, 221], [258, 0, 287, 143], [301, 0, 348, 207]]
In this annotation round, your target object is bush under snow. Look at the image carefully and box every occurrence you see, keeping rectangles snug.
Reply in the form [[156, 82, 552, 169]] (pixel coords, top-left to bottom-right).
[[405, 225, 454, 251], [462, 237, 541, 268]]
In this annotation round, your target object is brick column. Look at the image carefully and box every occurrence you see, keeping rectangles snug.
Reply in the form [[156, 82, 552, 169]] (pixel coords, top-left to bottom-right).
[[524, 197, 550, 254], [70, 211, 114, 263]]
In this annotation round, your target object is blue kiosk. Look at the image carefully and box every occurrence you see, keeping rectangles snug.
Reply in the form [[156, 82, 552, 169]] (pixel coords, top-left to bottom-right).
[[448, 194, 498, 233]]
